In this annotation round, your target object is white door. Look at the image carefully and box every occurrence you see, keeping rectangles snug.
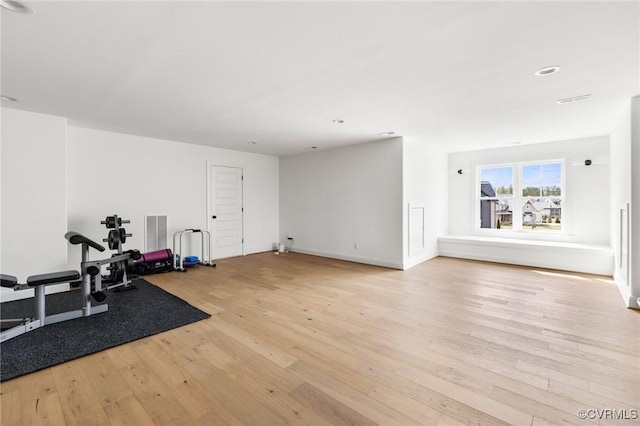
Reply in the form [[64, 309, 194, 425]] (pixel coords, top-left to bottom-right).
[[210, 166, 243, 259]]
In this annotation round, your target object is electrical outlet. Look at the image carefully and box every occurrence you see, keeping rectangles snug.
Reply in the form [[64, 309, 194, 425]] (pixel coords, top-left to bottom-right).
[[354, 242, 359, 249]]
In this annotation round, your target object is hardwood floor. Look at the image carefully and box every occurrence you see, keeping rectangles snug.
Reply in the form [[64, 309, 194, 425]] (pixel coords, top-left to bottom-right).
[[1, 253, 638, 425]]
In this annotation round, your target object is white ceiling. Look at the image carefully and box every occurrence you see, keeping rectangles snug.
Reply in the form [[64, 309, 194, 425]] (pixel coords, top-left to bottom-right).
[[1, 1, 638, 156]]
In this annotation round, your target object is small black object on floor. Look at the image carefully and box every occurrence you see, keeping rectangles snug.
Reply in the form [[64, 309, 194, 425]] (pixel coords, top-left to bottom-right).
[[0, 279, 210, 382]]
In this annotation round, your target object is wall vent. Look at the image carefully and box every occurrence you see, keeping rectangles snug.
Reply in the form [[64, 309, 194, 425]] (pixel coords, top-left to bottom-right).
[[144, 215, 168, 252], [556, 94, 591, 105]]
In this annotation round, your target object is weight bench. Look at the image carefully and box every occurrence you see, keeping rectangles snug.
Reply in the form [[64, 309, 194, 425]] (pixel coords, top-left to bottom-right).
[[0, 232, 137, 343], [0, 270, 82, 343]]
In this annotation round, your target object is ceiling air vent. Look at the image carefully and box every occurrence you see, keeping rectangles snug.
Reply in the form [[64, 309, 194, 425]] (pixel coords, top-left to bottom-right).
[[557, 94, 591, 105]]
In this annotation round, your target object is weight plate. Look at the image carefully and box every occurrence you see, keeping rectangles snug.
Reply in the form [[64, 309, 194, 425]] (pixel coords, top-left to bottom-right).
[[110, 261, 125, 282], [107, 229, 120, 250], [104, 216, 116, 229]]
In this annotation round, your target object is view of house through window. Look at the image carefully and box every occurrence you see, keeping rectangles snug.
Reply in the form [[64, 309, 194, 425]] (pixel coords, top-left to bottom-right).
[[479, 166, 513, 229], [521, 162, 562, 231], [479, 161, 563, 232]]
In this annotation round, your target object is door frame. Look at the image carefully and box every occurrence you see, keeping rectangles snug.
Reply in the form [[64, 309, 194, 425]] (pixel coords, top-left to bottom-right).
[[205, 161, 245, 258]]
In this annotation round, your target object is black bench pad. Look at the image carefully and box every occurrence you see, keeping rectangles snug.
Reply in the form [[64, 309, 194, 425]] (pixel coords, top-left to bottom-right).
[[1, 274, 18, 288], [27, 270, 80, 287]]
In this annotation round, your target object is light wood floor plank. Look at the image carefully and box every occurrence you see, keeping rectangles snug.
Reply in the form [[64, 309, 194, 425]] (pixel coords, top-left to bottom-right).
[[51, 363, 111, 426], [289, 382, 378, 426], [0, 387, 22, 426], [75, 352, 132, 408], [0, 253, 637, 425], [107, 344, 196, 424], [102, 394, 155, 426]]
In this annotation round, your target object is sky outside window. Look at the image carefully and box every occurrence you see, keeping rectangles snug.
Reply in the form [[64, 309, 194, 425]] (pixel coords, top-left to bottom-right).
[[522, 163, 562, 196], [480, 166, 513, 195]]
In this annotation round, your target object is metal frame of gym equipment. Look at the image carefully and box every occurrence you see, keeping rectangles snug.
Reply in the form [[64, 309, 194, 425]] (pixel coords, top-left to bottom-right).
[[172, 229, 215, 271], [0, 231, 138, 343], [0, 271, 82, 342], [65, 231, 135, 304]]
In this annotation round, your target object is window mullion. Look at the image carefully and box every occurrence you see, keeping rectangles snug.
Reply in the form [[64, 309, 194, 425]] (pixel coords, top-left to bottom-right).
[[514, 165, 522, 231]]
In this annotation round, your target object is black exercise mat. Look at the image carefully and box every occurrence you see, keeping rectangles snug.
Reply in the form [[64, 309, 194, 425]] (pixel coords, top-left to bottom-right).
[[0, 278, 210, 382]]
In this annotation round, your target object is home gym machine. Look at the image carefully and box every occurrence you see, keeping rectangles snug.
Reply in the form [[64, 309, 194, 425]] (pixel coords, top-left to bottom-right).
[[65, 230, 140, 305], [0, 219, 141, 343], [173, 229, 216, 272]]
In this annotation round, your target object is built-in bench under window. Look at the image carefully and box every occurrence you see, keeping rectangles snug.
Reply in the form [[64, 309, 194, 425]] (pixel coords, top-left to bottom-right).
[[438, 236, 613, 276]]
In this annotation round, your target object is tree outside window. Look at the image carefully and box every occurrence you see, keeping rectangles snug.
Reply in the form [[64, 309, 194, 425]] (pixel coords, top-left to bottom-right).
[[479, 166, 513, 229], [521, 162, 562, 231], [479, 161, 563, 232]]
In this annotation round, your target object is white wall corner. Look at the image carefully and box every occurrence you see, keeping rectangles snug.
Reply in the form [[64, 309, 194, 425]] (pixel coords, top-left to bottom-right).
[[615, 267, 640, 308], [402, 137, 448, 267], [280, 138, 404, 268], [629, 95, 640, 305], [291, 247, 404, 270], [402, 252, 438, 270]]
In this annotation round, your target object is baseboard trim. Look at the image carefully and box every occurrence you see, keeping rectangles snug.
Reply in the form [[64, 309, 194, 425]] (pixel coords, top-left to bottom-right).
[[403, 252, 438, 270], [291, 247, 403, 270], [625, 296, 640, 309], [614, 272, 640, 309]]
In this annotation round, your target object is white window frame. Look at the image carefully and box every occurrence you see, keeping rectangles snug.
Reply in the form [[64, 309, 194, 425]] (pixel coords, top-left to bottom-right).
[[476, 162, 514, 231], [476, 159, 565, 234]]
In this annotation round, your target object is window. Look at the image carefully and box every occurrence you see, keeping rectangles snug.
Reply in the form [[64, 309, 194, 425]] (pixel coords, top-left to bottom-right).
[[478, 160, 563, 232], [521, 162, 562, 231], [479, 166, 513, 229]]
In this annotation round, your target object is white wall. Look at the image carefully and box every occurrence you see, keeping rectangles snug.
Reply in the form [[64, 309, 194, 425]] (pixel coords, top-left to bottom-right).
[[611, 95, 640, 309], [610, 99, 634, 305], [448, 136, 611, 245], [280, 138, 403, 268], [632, 96, 640, 308], [66, 126, 279, 266], [402, 136, 448, 268], [1, 109, 69, 301], [0, 111, 278, 302]]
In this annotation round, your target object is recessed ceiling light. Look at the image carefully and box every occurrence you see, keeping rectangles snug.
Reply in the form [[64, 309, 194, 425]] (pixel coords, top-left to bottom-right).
[[557, 94, 592, 104], [378, 131, 395, 136], [0, 0, 33, 14], [534, 66, 561, 76], [332, 119, 344, 124], [247, 141, 257, 145], [0, 95, 18, 102], [505, 141, 522, 145]]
